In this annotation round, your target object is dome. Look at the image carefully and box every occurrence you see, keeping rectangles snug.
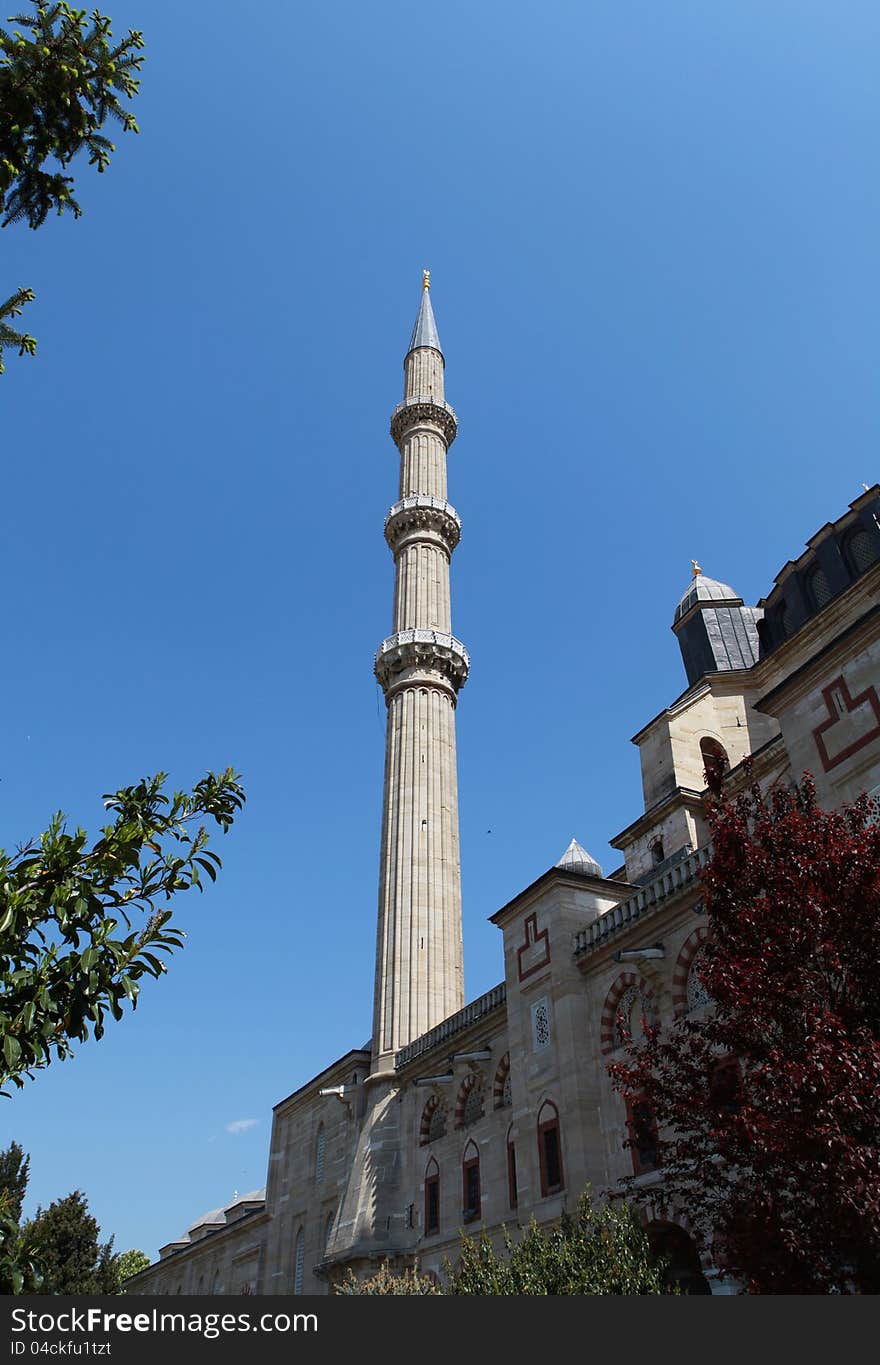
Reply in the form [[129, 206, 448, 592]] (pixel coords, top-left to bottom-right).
[[556, 837, 603, 878], [673, 565, 741, 626]]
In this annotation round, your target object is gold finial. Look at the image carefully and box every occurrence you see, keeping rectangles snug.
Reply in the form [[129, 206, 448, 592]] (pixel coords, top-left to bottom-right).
[[691, 559, 702, 578], [422, 269, 431, 291]]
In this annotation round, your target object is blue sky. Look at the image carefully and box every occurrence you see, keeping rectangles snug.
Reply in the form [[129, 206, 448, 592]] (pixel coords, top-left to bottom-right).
[[2, 0, 878, 1258]]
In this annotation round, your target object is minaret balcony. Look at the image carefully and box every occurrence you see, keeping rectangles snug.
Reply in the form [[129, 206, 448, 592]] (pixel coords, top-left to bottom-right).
[[374, 628, 470, 698], [390, 396, 458, 448], [384, 495, 462, 555]]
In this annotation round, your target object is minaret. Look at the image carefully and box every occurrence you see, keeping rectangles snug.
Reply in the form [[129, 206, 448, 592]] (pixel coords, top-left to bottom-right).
[[371, 272, 468, 1070]]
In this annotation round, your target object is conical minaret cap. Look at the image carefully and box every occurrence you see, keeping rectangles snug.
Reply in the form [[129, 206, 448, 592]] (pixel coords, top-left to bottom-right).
[[556, 837, 603, 878], [407, 270, 443, 356]]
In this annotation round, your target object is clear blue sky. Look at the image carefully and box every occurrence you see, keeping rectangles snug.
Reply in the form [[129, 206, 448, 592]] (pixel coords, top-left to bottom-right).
[[3, 0, 878, 1259]]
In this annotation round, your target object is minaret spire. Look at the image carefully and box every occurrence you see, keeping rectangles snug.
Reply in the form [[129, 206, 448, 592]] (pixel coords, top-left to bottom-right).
[[407, 267, 443, 357], [371, 274, 467, 1070]]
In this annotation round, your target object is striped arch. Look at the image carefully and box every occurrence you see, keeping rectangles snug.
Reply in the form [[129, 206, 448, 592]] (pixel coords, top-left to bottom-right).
[[454, 1070, 485, 1128], [600, 972, 656, 1055], [419, 1092, 447, 1145], [493, 1053, 511, 1109], [672, 927, 710, 1019]]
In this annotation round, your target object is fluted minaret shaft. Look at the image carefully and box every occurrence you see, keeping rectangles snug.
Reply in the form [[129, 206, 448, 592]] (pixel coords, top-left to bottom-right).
[[371, 276, 467, 1069]]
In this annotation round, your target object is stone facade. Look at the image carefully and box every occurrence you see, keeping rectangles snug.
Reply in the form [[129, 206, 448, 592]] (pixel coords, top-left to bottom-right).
[[127, 283, 880, 1296]]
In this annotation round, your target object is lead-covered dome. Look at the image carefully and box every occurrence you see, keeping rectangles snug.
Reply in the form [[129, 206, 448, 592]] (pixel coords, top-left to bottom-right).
[[556, 837, 603, 878], [673, 564, 741, 626]]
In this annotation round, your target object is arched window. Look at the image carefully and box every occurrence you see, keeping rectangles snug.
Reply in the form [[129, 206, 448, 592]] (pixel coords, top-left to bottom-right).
[[843, 525, 879, 577], [537, 1101, 564, 1197], [686, 945, 711, 1013], [493, 1053, 511, 1109], [672, 926, 710, 1019], [211, 1269, 222, 1295], [314, 1123, 326, 1184], [424, 1157, 440, 1235], [420, 1093, 447, 1145], [700, 737, 729, 788], [324, 1209, 335, 1254], [462, 1140, 481, 1222], [455, 1072, 484, 1128], [649, 836, 665, 866], [293, 1227, 305, 1295], [506, 1126, 518, 1209], [615, 982, 653, 1047], [601, 974, 656, 1054], [626, 1095, 658, 1175], [806, 564, 832, 610]]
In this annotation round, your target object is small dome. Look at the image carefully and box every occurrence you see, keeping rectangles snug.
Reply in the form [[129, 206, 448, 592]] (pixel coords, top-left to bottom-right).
[[673, 568, 740, 626], [187, 1207, 225, 1233], [556, 837, 603, 878]]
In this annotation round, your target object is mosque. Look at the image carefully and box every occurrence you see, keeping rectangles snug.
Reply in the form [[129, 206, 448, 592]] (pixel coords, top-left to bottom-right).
[[129, 277, 880, 1295]]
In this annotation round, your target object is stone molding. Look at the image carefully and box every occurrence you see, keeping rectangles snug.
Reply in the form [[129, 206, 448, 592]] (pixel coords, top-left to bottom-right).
[[390, 397, 458, 448], [384, 495, 462, 556], [374, 628, 470, 698]]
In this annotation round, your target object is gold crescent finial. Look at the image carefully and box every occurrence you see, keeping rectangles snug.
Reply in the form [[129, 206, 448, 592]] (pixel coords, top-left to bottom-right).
[[691, 559, 702, 578], [423, 269, 431, 291]]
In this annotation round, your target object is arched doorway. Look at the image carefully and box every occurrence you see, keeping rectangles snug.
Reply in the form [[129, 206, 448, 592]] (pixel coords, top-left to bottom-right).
[[647, 1222, 711, 1295]]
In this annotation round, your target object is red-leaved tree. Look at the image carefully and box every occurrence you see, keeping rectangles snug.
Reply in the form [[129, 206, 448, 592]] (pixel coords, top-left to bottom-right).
[[609, 769, 880, 1294]]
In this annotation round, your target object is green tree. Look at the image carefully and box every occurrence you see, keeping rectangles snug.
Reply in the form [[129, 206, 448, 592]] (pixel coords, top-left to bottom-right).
[[26, 1190, 117, 1294], [0, 286, 36, 373], [0, 1139, 42, 1293], [0, 1, 144, 371], [337, 1190, 676, 1295], [0, 1201, 43, 1294], [336, 1262, 440, 1295], [447, 1190, 675, 1295], [115, 1247, 149, 1289], [0, 1139, 30, 1222], [0, 768, 245, 1092]]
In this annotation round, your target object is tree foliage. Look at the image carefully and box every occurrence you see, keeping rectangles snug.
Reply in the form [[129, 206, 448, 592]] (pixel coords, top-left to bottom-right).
[[610, 770, 880, 1294], [0, 1139, 30, 1222], [115, 1246, 149, 1288], [27, 1189, 117, 1294], [336, 1261, 440, 1295], [0, 768, 245, 1092], [446, 1191, 675, 1295], [0, 285, 36, 372], [0, 2, 144, 370]]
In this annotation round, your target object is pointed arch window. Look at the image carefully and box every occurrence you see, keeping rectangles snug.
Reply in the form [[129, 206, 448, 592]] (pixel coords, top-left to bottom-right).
[[455, 1071, 484, 1128], [462, 1140, 481, 1222], [420, 1093, 447, 1145], [493, 1053, 512, 1109], [700, 737, 729, 788], [537, 1101, 564, 1197], [506, 1127, 518, 1209], [293, 1227, 305, 1295], [324, 1208, 335, 1254], [424, 1157, 440, 1235]]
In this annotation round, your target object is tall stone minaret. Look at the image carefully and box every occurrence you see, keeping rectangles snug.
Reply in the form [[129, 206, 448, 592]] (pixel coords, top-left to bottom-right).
[[371, 272, 468, 1071]]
